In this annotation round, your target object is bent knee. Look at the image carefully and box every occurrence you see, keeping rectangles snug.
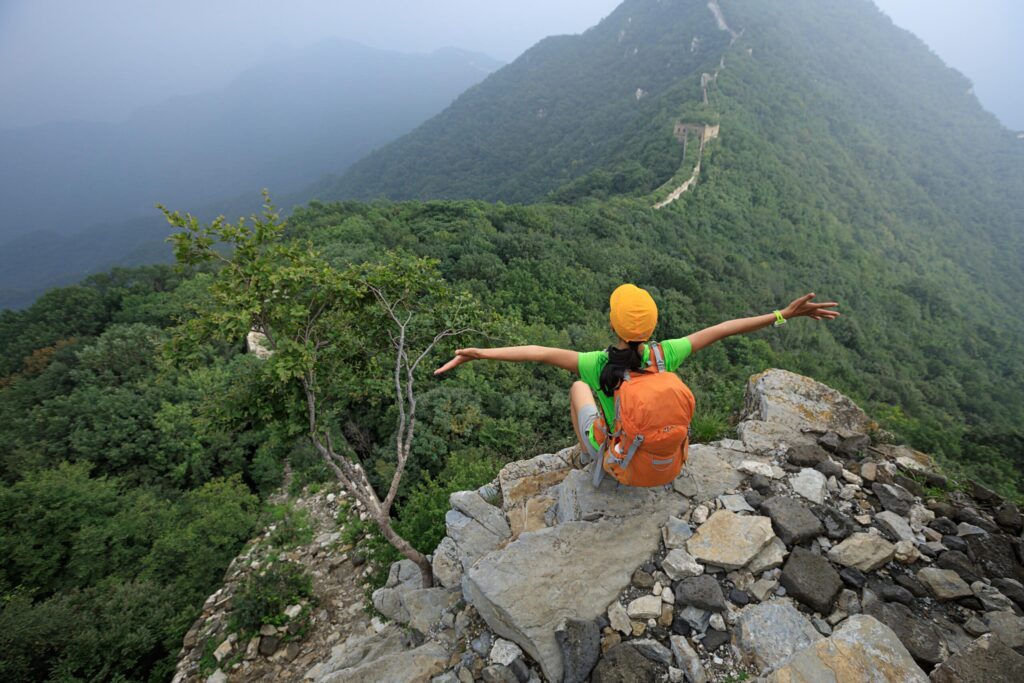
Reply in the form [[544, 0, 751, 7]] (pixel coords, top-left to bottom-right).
[[570, 380, 591, 397], [570, 381, 595, 405]]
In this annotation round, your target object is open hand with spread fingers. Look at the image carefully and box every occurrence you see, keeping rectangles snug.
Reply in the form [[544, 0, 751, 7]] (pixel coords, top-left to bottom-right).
[[781, 293, 840, 321], [433, 348, 485, 375]]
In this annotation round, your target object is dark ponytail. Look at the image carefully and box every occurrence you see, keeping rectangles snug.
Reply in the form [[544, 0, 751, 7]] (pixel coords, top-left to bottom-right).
[[599, 341, 644, 396]]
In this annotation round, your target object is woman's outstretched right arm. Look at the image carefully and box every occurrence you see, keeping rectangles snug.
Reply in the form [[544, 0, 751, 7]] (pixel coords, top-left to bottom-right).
[[434, 345, 579, 375]]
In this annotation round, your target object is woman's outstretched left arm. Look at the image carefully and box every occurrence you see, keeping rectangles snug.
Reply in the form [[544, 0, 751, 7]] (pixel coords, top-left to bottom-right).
[[434, 345, 579, 375], [686, 293, 840, 353]]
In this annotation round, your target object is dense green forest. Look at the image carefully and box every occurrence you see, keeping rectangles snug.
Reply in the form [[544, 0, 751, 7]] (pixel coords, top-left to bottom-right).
[[2, 0, 1023, 681], [2, 195, 1021, 679]]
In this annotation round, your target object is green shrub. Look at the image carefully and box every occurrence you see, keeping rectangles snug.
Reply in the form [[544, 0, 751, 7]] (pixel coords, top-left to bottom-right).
[[690, 411, 731, 444], [265, 505, 313, 549], [229, 562, 313, 633]]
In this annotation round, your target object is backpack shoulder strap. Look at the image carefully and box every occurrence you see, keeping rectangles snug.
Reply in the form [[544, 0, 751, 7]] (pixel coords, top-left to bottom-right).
[[648, 341, 666, 373]]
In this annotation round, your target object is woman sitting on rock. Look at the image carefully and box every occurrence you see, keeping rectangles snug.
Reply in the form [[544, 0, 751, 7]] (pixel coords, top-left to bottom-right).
[[435, 285, 839, 486]]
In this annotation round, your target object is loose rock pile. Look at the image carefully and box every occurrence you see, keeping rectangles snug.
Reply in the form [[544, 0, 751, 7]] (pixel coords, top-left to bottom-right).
[[195, 369, 1024, 682], [173, 487, 377, 683]]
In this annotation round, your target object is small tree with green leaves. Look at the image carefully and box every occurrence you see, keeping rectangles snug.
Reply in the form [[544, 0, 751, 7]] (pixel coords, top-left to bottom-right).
[[162, 195, 486, 586]]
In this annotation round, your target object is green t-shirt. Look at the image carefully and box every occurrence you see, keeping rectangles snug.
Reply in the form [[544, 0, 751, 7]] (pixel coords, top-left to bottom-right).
[[577, 338, 693, 446]]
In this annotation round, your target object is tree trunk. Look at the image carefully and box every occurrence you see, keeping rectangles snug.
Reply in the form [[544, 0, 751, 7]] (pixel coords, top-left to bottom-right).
[[374, 512, 434, 588]]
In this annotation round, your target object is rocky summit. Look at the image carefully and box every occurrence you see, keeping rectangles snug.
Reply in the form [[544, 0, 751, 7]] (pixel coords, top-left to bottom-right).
[[187, 369, 1024, 682]]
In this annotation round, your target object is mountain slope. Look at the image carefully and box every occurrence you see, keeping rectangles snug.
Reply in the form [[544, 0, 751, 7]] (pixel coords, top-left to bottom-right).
[[319, 0, 729, 203], [304, 0, 1024, 489]]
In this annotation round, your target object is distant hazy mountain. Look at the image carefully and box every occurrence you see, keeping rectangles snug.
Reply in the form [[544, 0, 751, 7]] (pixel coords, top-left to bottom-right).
[[0, 40, 499, 308]]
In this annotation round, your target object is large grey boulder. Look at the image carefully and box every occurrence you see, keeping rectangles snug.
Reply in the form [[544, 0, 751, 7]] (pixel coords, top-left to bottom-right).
[[463, 493, 682, 683], [789, 469, 827, 505], [863, 591, 948, 667], [929, 633, 1024, 683], [312, 624, 448, 683], [779, 547, 842, 614], [760, 496, 824, 546], [740, 369, 875, 437], [686, 510, 776, 570], [733, 601, 823, 672], [372, 559, 425, 623], [404, 587, 455, 635], [671, 445, 745, 502], [498, 449, 575, 510], [445, 498, 511, 571], [918, 567, 973, 601], [591, 642, 662, 683], [557, 469, 680, 523], [985, 611, 1024, 649], [876, 511, 915, 543], [766, 615, 927, 682], [555, 618, 600, 683], [431, 536, 463, 589], [736, 419, 818, 454], [450, 491, 510, 539]]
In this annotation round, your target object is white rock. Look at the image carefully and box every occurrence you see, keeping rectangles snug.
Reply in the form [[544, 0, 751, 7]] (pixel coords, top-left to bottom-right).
[[653, 582, 663, 596], [663, 548, 705, 580], [709, 613, 726, 631], [718, 493, 755, 513], [692, 505, 710, 525], [790, 468, 827, 505], [839, 485, 859, 501], [908, 504, 934, 531], [739, 460, 775, 478], [627, 595, 665, 620], [894, 540, 919, 564], [608, 601, 631, 635], [827, 533, 895, 572], [662, 588, 675, 605], [670, 635, 708, 683], [213, 640, 232, 662], [489, 638, 523, 666], [841, 470, 863, 486]]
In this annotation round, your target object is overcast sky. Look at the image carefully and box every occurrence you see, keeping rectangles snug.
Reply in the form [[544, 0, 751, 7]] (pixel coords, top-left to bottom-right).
[[0, 0, 1021, 130]]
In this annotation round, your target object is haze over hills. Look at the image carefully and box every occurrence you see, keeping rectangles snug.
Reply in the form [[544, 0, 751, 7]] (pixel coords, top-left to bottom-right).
[[0, 39, 499, 241], [0, 40, 499, 309]]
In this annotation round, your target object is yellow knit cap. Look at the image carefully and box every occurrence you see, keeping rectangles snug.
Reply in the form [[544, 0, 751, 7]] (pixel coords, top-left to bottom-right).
[[609, 284, 658, 342]]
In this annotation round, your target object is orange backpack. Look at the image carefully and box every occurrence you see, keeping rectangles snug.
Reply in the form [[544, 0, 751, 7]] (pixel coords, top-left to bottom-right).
[[592, 342, 695, 488]]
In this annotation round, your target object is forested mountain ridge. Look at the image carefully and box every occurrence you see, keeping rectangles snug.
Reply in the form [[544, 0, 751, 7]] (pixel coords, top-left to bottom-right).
[[314, 0, 1024, 491]]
